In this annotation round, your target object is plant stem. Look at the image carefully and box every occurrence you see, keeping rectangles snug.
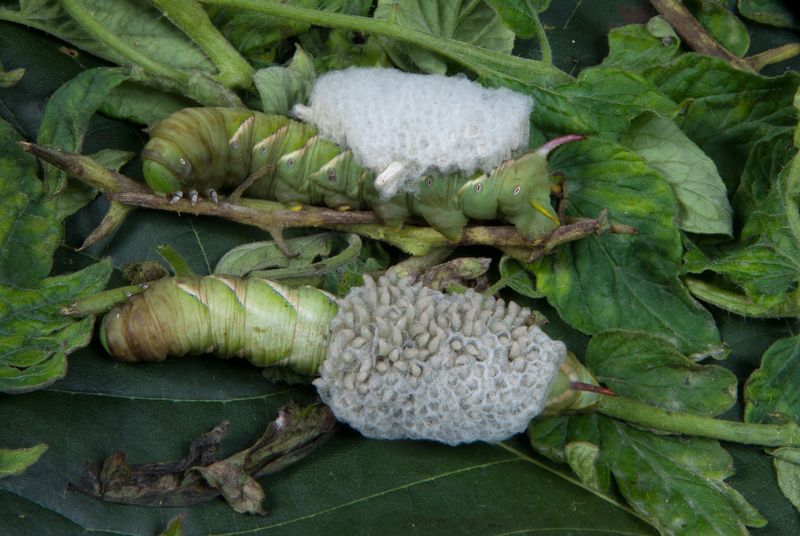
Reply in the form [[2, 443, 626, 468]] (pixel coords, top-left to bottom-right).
[[62, 285, 145, 318], [528, 3, 552, 65], [21, 142, 619, 261], [153, 0, 254, 89], [198, 0, 572, 88], [683, 277, 797, 318], [598, 395, 800, 447], [649, 0, 755, 72], [746, 43, 800, 72]]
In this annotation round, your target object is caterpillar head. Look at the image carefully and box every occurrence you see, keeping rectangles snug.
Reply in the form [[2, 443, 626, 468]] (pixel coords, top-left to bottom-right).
[[141, 139, 193, 194], [458, 152, 557, 240]]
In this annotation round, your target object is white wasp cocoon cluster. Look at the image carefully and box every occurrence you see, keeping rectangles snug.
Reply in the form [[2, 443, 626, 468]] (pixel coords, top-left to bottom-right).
[[314, 273, 567, 446], [292, 68, 534, 198]]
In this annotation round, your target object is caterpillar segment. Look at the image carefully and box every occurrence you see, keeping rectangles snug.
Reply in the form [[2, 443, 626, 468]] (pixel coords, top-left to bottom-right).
[[99, 275, 338, 375], [141, 107, 568, 241]]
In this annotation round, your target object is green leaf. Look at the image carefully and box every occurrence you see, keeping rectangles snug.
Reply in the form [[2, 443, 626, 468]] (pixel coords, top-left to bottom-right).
[[494, 255, 543, 299], [0, 118, 60, 287], [36, 67, 129, 209], [586, 330, 737, 416], [208, 0, 372, 64], [686, 0, 750, 57], [0, 352, 656, 534], [533, 137, 723, 359], [100, 81, 192, 125], [564, 441, 608, 492], [0, 0, 216, 76], [0, 259, 112, 393], [0, 444, 47, 479], [0, 60, 24, 88], [373, 0, 515, 75], [601, 17, 681, 72], [530, 66, 677, 137], [254, 46, 316, 115], [158, 514, 187, 536], [214, 232, 362, 287], [484, 0, 548, 38], [744, 335, 800, 425], [738, 0, 800, 30], [682, 131, 799, 313], [619, 112, 732, 235], [601, 419, 767, 534], [643, 54, 800, 187], [770, 447, 800, 512]]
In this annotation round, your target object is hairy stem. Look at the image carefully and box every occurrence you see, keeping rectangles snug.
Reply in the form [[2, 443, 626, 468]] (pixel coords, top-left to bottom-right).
[[598, 395, 800, 447], [153, 0, 254, 89], [528, 3, 552, 65], [198, 0, 572, 87], [649, 0, 755, 72]]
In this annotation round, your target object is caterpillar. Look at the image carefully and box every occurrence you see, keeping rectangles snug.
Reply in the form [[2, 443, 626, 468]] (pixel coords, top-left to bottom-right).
[[99, 272, 601, 445], [142, 107, 579, 242], [100, 275, 338, 375]]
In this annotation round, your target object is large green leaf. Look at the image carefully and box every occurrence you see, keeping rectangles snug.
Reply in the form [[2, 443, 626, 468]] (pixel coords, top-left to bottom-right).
[[0, 118, 60, 287], [601, 419, 766, 534], [254, 46, 316, 115], [744, 335, 800, 426], [0, 259, 112, 393], [738, 0, 800, 29], [373, 0, 515, 75], [683, 132, 800, 313], [642, 54, 800, 188], [0, 349, 655, 534], [601, 16, 681, 72], [619, 112, 732, 236], [37, 67, 130, 215], [533, 137, 723, 359], [586, 330, 737, 416], [686, 0, 750, 57], [0, 0, 216, 75], [529, 66, 677, 138]]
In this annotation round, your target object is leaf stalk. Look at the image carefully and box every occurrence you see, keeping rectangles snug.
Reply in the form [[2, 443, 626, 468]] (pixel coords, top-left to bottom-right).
[[598, 395, 800, 448]]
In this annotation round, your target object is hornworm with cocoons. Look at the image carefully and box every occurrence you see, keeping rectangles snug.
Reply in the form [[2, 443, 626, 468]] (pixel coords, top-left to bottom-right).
[[100, 273, 600, 445], [142, 107, 580, 241]]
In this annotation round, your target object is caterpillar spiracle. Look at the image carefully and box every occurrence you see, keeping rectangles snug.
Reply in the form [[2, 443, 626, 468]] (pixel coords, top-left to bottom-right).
[[142, 108, 580, 241]]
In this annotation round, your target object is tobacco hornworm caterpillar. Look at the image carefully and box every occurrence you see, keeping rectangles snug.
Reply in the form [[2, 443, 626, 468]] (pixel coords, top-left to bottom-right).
[[142, 107, 570, 241], [100, 275, 337, 375], [99, 272, 601, 444]]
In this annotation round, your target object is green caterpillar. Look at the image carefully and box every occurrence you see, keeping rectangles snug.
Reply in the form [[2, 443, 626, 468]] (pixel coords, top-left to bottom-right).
[[142, 107, 576, 241], [100, 275, 337, 375]]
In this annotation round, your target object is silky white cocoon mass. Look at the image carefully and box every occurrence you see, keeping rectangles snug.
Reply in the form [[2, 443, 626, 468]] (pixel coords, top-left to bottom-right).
[[292, 68, 534, 198], [314, 273, 567, 446]]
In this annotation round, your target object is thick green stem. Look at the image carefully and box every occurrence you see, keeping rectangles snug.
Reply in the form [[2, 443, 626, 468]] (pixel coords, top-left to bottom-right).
[[198, 0, 572, 87], [598, 395, 800, 447], [153, 0, 254, 89], [528, 4, 552, 65]]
